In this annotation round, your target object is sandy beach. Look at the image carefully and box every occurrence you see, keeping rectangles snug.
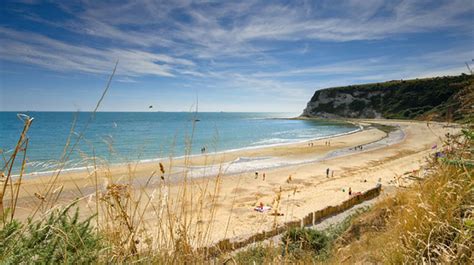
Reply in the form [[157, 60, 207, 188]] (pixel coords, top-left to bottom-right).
[[11, 119, 459, 248]]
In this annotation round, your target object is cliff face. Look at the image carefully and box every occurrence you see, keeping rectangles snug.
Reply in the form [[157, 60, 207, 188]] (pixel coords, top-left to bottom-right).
[[302, 89, 384, 119], [302, 74, 472, 121]]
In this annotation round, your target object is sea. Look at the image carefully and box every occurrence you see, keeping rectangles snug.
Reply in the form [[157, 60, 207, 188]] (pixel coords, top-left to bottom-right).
[[0, 112, 359, 175]]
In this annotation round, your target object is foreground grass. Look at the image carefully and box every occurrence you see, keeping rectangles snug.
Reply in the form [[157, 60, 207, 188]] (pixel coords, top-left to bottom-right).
[[328, 129, 473, 264], [0, 203, 102, 264]]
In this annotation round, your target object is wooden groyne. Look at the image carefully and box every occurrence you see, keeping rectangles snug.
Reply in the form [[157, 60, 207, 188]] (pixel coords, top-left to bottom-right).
[[199, 184, 382, 257]]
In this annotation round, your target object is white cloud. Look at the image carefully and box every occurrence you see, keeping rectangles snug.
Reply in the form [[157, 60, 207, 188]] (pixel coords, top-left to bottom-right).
[[0, 0, 472, 100], [0, 27, 196, 77], [160, 0, 473, 57], [13, 0, 473, 60]]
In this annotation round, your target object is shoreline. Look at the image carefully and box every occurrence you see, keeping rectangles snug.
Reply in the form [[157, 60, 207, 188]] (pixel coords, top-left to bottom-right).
[[19, 120, 364, 179], [178, 125, 402, 180]]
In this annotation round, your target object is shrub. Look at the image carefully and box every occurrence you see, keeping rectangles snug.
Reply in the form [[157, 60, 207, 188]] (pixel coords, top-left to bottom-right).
[[281, 227, 329, 256], [0, 204, 103, 264], [349, 99, 366, 112], [234, 245, 279, 264]]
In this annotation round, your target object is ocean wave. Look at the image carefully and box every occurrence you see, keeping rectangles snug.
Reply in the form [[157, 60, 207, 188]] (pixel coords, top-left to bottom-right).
[[232, 156, 270, 164], [251, 138, 298, 145]]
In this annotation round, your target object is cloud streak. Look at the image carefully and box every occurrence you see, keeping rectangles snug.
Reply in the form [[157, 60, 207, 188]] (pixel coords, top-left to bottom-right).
[[0, 27, 194, 77], [0, 0, 473, 110], [5, 0, 473, 63]]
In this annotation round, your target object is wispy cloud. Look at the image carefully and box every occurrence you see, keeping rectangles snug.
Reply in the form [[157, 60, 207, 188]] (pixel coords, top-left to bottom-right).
[[7, 0, 473, 62], [0, 0, 473, 111], [0, 27, 195, 77]]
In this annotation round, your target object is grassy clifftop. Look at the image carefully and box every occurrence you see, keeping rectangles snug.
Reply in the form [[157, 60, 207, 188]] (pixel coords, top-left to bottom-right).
[[302, 74, 473, 122]]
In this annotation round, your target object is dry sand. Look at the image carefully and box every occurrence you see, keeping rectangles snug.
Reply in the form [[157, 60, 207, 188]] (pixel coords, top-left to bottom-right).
[[10, 119, 459, 247]]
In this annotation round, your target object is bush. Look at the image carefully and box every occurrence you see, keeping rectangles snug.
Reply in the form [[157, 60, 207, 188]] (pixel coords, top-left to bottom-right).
[[0, 205, 103, 264], [349, 99, 366, 112], [234, 245, 279, 264], [281, 227, 329, 256]]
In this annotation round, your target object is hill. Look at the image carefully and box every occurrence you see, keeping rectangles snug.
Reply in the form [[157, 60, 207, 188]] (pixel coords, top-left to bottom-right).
[[302, 74, 473, 121]]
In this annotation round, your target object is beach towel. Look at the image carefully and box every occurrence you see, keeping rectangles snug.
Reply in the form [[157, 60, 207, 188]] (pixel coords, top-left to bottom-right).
[[254, 206, 272, 212]]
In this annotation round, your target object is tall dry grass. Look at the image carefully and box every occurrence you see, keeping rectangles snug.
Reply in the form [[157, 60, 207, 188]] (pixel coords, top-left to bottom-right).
[[0, 63, 234, 263], [0, 114, 33, 223], [330, 126, 473, 264]]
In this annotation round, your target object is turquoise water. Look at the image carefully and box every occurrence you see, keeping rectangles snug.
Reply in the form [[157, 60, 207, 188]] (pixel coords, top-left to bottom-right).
[[0, 112, 358, 174]]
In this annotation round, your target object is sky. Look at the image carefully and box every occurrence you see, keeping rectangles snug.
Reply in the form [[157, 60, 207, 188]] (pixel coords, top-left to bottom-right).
[[0, 0, 473, 112]]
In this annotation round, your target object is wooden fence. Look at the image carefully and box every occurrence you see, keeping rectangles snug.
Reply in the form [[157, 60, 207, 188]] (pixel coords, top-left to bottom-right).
[[198, 184, 382, 257]]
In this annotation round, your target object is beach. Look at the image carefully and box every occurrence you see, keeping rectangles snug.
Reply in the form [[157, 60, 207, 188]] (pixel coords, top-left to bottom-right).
[[11, 119, 459, 248]]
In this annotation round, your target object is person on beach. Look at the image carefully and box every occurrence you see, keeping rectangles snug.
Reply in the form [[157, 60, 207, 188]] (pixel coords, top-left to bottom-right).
[[263, 172, 266, 181], [331, 170, 334, 178], [348, 187, 352, 196], [326, 168, 330, 178], [255, 171, 259, 179]]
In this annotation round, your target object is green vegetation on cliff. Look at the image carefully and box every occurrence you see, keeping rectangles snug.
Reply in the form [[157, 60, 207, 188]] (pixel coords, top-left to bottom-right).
[[303, 74, 473, 122]]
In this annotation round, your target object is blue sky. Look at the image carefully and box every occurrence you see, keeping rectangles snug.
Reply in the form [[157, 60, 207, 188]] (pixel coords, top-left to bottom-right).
[[0, 0, 473, 112]]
